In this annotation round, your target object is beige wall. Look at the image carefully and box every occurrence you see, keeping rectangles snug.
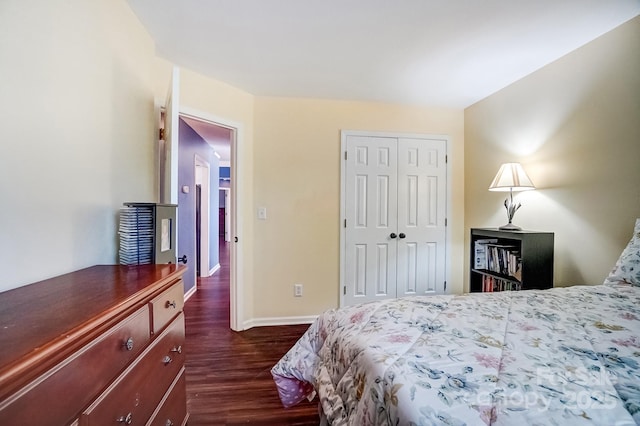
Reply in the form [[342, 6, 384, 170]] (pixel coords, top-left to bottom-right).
[[151, 59, 256, 324], [0, 0, 157, 291], [464, 16, 640, 289], [252, 98, 464, 320]]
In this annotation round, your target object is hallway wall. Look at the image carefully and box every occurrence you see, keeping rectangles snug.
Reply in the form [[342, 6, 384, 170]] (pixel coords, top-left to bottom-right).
[[178, 119, 220, 293]]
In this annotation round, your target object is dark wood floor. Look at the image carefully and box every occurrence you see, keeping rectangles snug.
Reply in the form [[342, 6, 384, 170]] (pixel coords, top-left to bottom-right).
[[183, 240, 319, 425]]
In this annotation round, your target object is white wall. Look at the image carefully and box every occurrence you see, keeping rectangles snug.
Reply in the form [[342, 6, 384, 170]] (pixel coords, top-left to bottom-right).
[[0, 0, 157, 290]]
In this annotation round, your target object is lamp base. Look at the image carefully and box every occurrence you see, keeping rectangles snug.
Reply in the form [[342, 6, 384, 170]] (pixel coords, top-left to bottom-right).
[[499, 223, 522, 231]]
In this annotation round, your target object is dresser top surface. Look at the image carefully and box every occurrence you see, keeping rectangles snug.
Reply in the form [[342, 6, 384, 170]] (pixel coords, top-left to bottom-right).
[[0, 264, 185, 376]]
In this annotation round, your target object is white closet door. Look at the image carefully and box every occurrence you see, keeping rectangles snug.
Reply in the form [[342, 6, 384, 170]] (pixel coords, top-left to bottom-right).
[[344, 135, 398, 306], [396, 137, 447, 296], [342, 133, 448, 307]]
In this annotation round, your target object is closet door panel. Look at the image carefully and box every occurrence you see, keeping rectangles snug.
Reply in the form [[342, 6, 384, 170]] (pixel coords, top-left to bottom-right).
[[397, 138, 447, 296], [345, 136, 398, 305]]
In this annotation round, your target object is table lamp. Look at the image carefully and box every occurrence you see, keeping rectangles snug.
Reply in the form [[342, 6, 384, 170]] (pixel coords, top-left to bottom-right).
[[488, 162, 535, 230]]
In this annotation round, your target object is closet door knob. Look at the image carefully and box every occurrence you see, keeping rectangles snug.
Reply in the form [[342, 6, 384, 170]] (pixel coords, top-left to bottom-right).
[[399, 233, 406, 239], [389, 233, 397, 239]]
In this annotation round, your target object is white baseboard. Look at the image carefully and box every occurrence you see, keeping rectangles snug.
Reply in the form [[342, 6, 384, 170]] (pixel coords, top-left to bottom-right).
[[197, 263, 220, 279], [208, 263, 221, 276], [243, 315, 317, 330], [184, 284, 197, 302]]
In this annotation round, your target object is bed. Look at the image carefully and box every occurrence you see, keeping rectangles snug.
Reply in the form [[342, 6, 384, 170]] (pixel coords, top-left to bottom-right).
[[272, 220, 640, 425]]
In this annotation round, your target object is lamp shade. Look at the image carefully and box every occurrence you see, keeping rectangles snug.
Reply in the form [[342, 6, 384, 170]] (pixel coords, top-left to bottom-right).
[[488, 163, 535, 192]]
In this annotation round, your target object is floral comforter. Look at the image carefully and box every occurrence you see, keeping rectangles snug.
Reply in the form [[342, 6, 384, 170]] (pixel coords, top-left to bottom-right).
[[271, 284, 640, 425]]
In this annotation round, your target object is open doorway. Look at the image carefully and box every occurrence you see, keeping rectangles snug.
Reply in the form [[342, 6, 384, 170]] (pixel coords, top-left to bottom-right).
[[180, 115, 231, 281], [160, 68, 245, 331], [176, 110, 243, 331]]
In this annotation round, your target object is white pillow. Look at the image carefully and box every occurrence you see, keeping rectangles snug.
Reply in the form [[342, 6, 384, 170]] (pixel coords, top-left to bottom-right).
[[604, 218, 640, 286]]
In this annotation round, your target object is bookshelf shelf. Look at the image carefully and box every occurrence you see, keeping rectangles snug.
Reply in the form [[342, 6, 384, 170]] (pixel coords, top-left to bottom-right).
[[470, 228, 554, 292]]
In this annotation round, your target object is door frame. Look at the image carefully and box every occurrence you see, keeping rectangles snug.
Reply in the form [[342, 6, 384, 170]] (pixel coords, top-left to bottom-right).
[[194, 155, 211, 277], [178, 106, 244, 332], [339, 130, 453, 307], [220, 187, 232, 242]]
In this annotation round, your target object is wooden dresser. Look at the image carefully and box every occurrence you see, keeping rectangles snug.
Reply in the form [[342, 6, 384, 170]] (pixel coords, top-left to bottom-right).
[[0, 264, 188, 425]]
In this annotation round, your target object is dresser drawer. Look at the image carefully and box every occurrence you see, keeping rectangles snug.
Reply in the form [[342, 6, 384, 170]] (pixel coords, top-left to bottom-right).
[[146, 367, 188, 426], [0, 305, 151, 425], [81, 313, 185, 425], [150, 280, 184, 334]]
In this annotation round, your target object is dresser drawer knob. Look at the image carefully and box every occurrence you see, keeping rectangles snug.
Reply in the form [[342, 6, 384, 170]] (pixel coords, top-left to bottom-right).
[[162, 355, 173, 365], [116, 413, 133, 424], [165, 420, 174, 426], [166, 300, 177, 309], [171, 345, 182, 354], [122, 338, 134, 351]]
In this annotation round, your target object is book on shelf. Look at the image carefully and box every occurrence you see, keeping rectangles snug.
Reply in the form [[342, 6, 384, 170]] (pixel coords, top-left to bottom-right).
[[474, 239, 498, 269], [485, 243, 522, 281], [482, 275, 522, 292]]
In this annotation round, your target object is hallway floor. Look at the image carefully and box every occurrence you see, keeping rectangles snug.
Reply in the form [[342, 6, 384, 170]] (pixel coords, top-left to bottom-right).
[[183, 240, 319, 425]]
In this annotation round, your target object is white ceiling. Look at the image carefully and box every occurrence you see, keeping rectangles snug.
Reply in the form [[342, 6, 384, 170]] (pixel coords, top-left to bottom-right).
[[128, 0, 638, 109], [180, 116, 232, 163], [134, 1, 639, 158]]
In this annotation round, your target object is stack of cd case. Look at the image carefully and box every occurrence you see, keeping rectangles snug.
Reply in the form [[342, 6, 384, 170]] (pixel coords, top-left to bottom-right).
[[118, 205, 154, 264], [117, 202, 177, 265]]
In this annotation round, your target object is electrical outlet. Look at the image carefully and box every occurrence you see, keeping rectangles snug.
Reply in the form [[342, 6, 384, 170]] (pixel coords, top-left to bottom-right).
[[257, 207, 267, 220], [294, 283, 303, 297]]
